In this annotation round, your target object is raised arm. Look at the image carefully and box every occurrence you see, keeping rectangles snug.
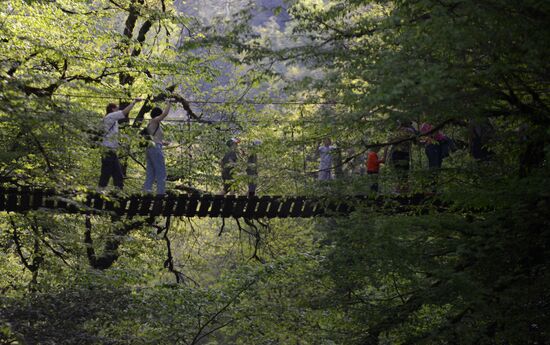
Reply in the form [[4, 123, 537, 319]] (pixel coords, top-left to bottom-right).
[[121, 98, 143, 116], [150, 99, 172, 124]]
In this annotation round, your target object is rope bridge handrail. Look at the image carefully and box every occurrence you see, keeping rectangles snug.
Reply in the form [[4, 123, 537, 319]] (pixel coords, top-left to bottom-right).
[[0, 187, 437, 218]]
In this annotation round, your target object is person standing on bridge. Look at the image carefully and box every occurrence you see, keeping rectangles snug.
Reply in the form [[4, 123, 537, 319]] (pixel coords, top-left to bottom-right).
[[99, 98, 143, 190], [221, 137, 240, 195], [318, 138, 336, 181], [366, 146, 384, 192], [384, 120, 417, 193], [143, 99, 172, 196], [419, 122, 447, 169], [246, 139, 261, 197]]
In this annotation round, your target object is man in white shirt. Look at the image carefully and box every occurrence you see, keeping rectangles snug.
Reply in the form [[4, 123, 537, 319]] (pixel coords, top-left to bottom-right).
[[98, 98, 142, 189]]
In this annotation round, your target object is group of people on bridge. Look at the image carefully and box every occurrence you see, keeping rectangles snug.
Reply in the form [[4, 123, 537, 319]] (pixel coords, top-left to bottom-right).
[[97, 98, 496, 196], [98, 98, 172, 195], [220, 137, 260, 197], [98, 98, 260, 197], [316, 120, 459, 193]]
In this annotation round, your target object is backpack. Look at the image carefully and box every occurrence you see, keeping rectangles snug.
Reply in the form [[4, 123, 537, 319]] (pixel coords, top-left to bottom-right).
[[86, 127, 104, 145], [87, 120, 117, 146], [139, 123, 159, 148]]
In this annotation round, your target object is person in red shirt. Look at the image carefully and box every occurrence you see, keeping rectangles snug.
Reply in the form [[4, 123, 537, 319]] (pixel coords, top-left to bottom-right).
[[366, 147, 385, 192]]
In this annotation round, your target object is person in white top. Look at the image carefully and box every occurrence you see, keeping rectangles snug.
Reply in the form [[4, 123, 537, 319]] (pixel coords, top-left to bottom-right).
[[143, 99, 172, 195], [98, 98, 142, 189]]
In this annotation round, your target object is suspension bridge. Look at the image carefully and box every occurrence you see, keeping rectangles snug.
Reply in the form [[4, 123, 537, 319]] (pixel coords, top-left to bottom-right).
[[0, 187, 436, 219]]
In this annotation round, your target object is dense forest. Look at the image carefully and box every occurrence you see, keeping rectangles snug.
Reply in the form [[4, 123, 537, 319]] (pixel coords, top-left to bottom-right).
[[0, 0, 549, 344]]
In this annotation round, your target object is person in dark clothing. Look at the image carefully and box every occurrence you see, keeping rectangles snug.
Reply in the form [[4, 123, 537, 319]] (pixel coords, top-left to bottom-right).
[[469, 118, 494, 161], [221, 138, 239, 195], [98, 98, 142, 190], [420, 122, 447, 169], [246, 140, 261, 197], [384, 120, 417, 193]]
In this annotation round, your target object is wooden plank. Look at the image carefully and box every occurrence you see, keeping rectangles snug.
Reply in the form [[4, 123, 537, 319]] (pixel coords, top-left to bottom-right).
[[208, 195, 223, 217], [162, 194, 177, 217], [232, 196, 248, 218], [186, 194, 199, 217], [69, 200, 81, 214], [138, 195, 153, 216], [42, 189, 55, 209], [173, 194, 189, 217], [56, 191, 78, 214], [150, 196, 164, 217], [266, 196, 281, 218], [277, 197, 293, 218], [84, 193, 94, 209], [255, 196, 271, 218], [313, 199, 334, 217], [0, 188, 375, 219], [6, 188, 18, 211], [301, 199, 317, 218], [67, 198, 80, 214], [126, 196, 141, 218], [31, 189, 43, 210], [104, 198, 115, 213], [244, 196, 258, 219], [57, 198, 68, 211], [0, 188, 5, 211], [197, 194, 214, 217], [114, 197, 128, 216], [221, 195, 236, 218], [324, 200, 339, 216], [20, 188, 31, 212], [289, 197, 304, 218], [92, 194, 104, 211]]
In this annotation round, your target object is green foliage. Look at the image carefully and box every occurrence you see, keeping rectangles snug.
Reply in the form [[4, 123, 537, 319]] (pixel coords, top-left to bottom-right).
[[1, 0, 549, 344]]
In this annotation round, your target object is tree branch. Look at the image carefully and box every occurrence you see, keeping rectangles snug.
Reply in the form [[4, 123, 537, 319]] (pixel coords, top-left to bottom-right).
[[190, 278, 258, 345], [162, 216, 186, 284], [85, 215, 149, 270], [9, 217, 33, 272]]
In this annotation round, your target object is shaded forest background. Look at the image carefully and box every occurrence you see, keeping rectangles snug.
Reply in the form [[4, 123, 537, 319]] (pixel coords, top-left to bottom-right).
[[0, 0, 549, 344]]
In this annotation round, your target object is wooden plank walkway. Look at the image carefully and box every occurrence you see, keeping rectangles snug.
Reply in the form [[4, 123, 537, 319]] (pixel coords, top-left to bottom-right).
[[0, 187, 433, 218]]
